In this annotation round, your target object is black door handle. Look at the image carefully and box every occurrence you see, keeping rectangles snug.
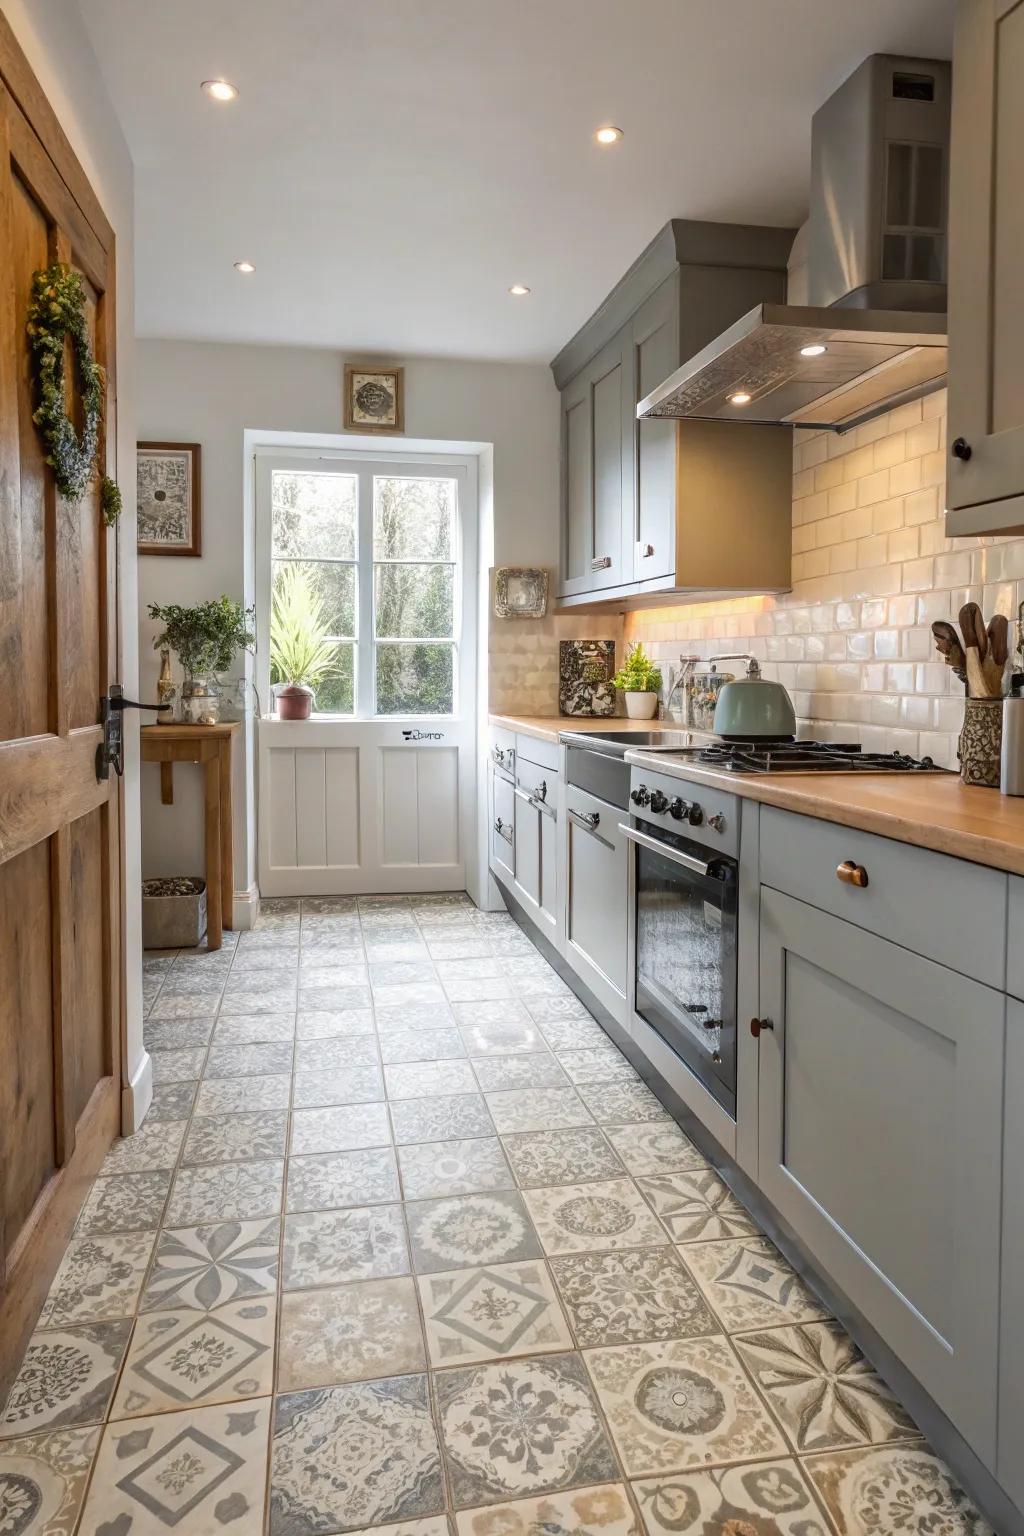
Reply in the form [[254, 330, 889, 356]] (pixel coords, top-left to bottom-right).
[[97, 687, 171, 781], [109, 695, 171, 711]]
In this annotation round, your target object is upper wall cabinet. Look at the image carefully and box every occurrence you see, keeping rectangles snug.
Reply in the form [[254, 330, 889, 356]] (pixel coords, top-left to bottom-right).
[[550, 220, 796, 604], [946, 0, 1024, 535]]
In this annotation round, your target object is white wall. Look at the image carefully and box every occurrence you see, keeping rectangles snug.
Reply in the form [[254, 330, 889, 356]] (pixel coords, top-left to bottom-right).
[[137, 340, 560, 893], [3, 0, 146, 1126]]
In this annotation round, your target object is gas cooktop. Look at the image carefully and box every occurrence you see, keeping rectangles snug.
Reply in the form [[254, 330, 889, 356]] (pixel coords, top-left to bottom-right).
[[660, 740, 953, 775]]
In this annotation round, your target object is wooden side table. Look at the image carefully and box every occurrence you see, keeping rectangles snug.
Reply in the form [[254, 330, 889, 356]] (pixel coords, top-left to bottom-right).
[[141, 723, 240, 950]]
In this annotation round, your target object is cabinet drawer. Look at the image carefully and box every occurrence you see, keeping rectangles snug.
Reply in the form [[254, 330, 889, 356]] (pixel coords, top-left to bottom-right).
[[516, 734, 559, 773], [759, 807, 1006, 984], [565, 782, 628, 996], [489, 727, 516, 780], [1008, 877, 1024, 1002], [516, 760, 558, 815]]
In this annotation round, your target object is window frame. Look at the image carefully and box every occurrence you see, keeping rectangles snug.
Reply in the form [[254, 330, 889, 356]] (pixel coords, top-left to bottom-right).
[[255, 449, 468, 720]]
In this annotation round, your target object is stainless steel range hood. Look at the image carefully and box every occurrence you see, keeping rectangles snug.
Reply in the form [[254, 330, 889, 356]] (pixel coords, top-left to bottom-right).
[[638, 54, 951, 435], [636, 303, 947, 433]]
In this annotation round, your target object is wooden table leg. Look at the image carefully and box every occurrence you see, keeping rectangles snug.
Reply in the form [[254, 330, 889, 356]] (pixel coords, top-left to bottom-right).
[[204, 754, 222, 951], [160, 762, 174, 805], [219, 739, 233, 932]]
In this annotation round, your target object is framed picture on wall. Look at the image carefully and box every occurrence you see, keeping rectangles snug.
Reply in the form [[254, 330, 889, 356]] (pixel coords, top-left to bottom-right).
[[137, 442, 202, 556], [344, 364, 404, 433]]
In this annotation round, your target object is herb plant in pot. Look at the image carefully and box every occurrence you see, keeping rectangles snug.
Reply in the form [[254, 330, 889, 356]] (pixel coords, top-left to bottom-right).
[[613, 642, 663, 720], [149, 597, 256, 725], [270, 564, 341, 721]]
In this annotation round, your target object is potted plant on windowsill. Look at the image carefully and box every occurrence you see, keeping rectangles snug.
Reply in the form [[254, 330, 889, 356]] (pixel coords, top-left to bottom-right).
[[270, 564, 341, 721], [148, 597, 255, 724], [612, 641, 663, 720]]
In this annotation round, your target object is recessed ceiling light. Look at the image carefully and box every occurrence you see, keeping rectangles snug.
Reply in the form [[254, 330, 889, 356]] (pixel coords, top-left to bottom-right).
[[728, 390, 752, 405], [595, 125, 623, 145], [202, 79, 238, 102], [800, 343, 827, 357], [508, 284, 531, 296], [233, 260, 256, 274]]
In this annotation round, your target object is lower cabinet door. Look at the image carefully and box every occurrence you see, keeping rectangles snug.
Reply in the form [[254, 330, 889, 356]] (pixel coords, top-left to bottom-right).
[[565, 783, 628, 1016], [539, 806, 558, 927], [999, 999, 1024, 1508], [757, 887, 1004, 1465], [513, 788, 542, 908], [490, 768, 515, 883]]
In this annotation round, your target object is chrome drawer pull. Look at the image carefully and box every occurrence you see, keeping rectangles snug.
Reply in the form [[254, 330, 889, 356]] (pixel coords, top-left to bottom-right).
[[591, 555, 612, 571], [493, 817, 513, 846], [836, 859, 869, 888], [533, 779, 547, 802], [568, 807, 600, 832], [640, 543, 655, 558]]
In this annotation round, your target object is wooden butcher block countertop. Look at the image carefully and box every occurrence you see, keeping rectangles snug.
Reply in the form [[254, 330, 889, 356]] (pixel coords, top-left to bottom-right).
[[626, 748, 1024, 876]]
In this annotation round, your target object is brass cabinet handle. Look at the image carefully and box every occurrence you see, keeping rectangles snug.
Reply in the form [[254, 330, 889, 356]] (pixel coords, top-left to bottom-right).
[[836, 859, 869, 888], [750, 1017, 774, 1038]]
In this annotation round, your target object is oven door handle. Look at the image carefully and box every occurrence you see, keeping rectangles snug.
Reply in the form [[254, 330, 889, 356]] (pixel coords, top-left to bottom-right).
[[618, 821, 715, 878]]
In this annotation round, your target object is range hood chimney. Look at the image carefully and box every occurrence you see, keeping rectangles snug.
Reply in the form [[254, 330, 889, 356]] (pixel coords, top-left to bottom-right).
[[637, 54, 950, 434]]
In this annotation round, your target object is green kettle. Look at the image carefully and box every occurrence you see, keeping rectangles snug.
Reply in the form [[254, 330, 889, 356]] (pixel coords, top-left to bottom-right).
[[712, 657, 796, 741]]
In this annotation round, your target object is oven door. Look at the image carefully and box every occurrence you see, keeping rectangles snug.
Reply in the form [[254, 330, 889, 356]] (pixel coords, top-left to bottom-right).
[[621, 820, 738, 1116]]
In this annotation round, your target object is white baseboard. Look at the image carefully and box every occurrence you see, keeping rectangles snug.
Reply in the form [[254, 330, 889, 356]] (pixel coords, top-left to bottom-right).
[[232, 885, 261, 930], [122, 1049, 153, 1133]]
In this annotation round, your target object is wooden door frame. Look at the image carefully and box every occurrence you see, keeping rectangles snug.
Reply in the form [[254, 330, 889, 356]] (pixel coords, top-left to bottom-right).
[[0, 12, 125, 1402]]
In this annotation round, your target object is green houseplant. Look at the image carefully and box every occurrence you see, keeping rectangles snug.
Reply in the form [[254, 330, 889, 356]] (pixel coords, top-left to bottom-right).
[[149, 597, 255, 724], [612, 642, 663, 720], [269, 564, 341, 720]]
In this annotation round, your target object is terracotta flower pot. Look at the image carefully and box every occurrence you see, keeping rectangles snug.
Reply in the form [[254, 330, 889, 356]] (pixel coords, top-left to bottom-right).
[[277, 684, 314, 721]]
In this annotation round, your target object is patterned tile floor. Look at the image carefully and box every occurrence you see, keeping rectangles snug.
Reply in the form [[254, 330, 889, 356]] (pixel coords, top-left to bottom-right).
[[0, 894, 994, 1535]]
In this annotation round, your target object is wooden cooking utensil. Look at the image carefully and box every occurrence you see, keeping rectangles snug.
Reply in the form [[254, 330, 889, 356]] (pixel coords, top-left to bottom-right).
[[988, 613, 1009, 666], [961, 601, 988, 660], [930, 620, 968, 689]]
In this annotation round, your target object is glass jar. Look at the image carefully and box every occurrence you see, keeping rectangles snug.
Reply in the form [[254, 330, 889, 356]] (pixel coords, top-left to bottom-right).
[[181, 672, 221, 726]]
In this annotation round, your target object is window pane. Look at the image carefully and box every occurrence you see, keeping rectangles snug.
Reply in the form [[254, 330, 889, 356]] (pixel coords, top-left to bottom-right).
[[376, 643, 453, 715], [312, 645, 354, 715], [273, 559, 355, 638], [374, 477, 454, 559], [374, 563, 453, 639], [272, 470, 357, 559]]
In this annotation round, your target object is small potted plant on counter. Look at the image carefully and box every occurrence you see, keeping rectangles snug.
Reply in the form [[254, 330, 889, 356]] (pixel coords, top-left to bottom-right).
[[148, 597, 255, 724], [613, 641, 663, 719], [270, 564, 341, 720]]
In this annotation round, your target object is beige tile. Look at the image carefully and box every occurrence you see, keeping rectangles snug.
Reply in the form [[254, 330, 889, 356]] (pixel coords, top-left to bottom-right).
[[0, 1425, 100, 1535], [278, 1278, 425, 1389], [110, 1297, 275, 1418], [803, 1442, 993, 1535], [634, 1460, 828, 1536], [681, 1237, 830, 1332], [457, 1486, 637, 1536], [419, 1260, 571, 1365], [523, 1180, 668, 1256]]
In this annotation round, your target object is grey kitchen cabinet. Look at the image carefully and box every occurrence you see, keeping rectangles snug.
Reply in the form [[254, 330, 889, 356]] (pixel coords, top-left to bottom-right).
[[560, 333, 633, 595], [552, 219, 795, 603], [999, 998, 1024, 1508], [513, 756, 560, 942], [564, 780, 629, 1021], [757, 885, 1004, 1464], [947, 0, 1024, 534], [489, 762, 515, 884]]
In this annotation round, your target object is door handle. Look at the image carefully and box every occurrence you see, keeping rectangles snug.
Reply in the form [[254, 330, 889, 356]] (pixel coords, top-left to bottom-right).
[[750, 1017, 774, 1038], [591, 555, 612, 571], [96, 684, 171, 780], [836, 859, 869, 888]]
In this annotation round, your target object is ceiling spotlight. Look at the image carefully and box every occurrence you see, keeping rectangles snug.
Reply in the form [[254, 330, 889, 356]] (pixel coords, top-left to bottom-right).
[[508, 284, 531, 296], [595, 125, 623, 145], [233, 260, 256, 274], [202, 79, 238, 102], [800, 343, 827, 357], [728, 390, 752, 405]]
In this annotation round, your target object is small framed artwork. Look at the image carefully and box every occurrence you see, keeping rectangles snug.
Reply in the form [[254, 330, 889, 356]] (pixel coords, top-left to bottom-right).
[[137, 442, 202, 557], [344, 364, 404, 433], [494, 567, 549, 619]]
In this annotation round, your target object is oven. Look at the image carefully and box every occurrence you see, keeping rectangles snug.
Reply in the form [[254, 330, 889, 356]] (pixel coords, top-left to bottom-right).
[[622, 785, 739, 1117]]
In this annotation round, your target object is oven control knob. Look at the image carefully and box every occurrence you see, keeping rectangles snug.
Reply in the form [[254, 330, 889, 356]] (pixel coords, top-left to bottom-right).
[[630, 784, 650, 807], [707, 812, 726, 833], [649, 789, 669, 815], [687, 803, 704, 826], [668, 797, 687, 820]]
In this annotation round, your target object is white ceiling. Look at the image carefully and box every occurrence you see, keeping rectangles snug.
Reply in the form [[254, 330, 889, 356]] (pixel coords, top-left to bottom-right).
[[79, 0, 954, 363]]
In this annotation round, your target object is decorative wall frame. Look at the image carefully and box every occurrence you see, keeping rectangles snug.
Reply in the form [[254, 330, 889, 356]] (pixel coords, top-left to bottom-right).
[[344, 364, 405, 433], [137, 441, 202, 556], [494, 566, 549, 619]]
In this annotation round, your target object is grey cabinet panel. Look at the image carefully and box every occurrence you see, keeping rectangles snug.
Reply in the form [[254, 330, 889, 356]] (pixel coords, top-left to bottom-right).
[[490, 766, 515, 883], [759, 806, 1007, 984], [513, 761, 560, 941], [513, 788, 541, 910], [998, 998, 1024, 1506], [561, 375, 593, 595], [515, 734, 559, 774], [632, 276, 679, 581], [559, 334, 631, 596], [565, 782, 628, 1002], [1008, 876, 1024, 1001], [947, 0, 1024, 530], [758, 887, 1003, 1463]]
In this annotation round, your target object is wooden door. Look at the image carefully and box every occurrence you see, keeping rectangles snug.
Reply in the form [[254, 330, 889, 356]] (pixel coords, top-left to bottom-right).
[[947, 0, 1024, 527], [0, 19, 122, 1398], [757, 887, 1004, 1465]]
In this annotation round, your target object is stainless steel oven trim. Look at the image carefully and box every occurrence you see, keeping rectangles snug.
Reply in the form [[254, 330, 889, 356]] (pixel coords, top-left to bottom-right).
[[618, 821, 716, 878]]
